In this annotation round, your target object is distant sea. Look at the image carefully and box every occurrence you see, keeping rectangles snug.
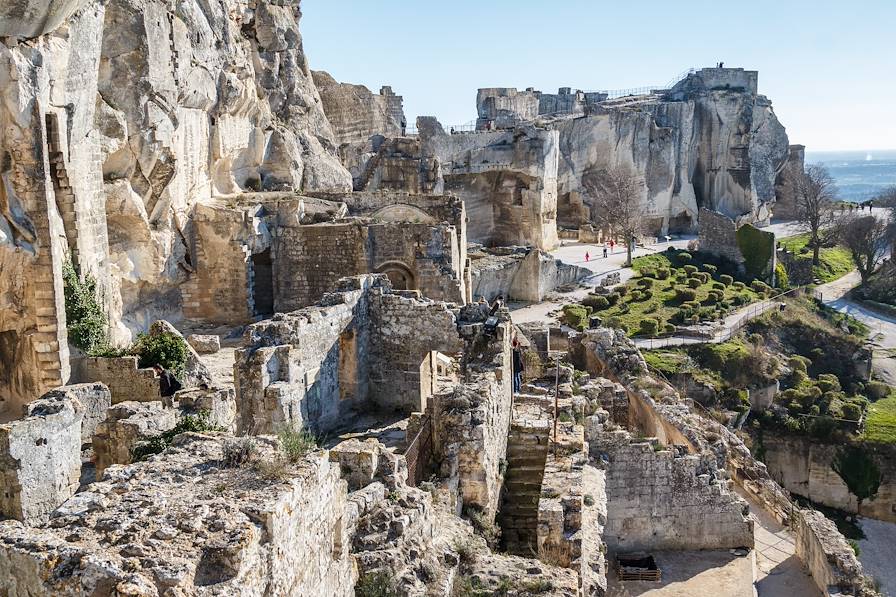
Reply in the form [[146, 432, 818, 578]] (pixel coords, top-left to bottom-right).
[[805, 150, 896, 202]]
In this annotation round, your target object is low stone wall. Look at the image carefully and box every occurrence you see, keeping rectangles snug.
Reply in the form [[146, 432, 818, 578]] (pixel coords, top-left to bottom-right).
[[794, 509, 877, 597], [92, 401, 177, 478], [761, 433, 896, 523], [470, 248, 585, 303], [0, 395, 82, 523], [70, 356, 160, 404]]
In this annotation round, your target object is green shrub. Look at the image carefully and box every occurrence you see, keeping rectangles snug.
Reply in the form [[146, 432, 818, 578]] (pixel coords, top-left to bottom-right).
[[640, 290, 653, 301], [639, 318, 660, 337], [817, 374, 841, 394], [629, 290, 643, 301], [606, 292, 620, 306], [865, 381, 891, 401], [131, 331, 188, 376], [582, 295, 610, 310], [640, 268, 657, 278], [704, 291, 722, 305], [703, 264, 718, 275], [562, 305, 589, 330], [677, 252, 692, 263], [683, 265, 698, 275], [637, 278, 654, 289], [664, 323, 676, 335], [687, 278, 701, 289], [720, 274, 734, 286], [775, 262, 790, 289], [732, 281, 746, 291], [696, 272, 711, 284], [616, 286, 629, 297], [132, 412, 222, 461], [656, 267, 670, 280], [676, 288, 698, 302], [278, 426, 319, 462], [833, 446, 882, 503], [605, 317, 628, 333], [711, 282, 725, 291], [751, 280, 771, 295], [356, 571, 399, 597], [62, 260, 109, 354]]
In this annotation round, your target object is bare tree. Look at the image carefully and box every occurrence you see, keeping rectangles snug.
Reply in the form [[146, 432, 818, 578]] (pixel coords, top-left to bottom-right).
[[784, 164, 838, 265], [834, 213, 890, 283], [872, 185, 896, 208], [582, 163, 644, 267]]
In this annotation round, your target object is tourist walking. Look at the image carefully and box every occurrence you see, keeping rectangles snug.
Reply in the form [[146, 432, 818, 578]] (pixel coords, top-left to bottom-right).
[[153, 364, 182, 398], [603, 244, 608, 259], [585, 251, 590, 262], [490, 295, 505, 316], [511, 338, 525, 394]]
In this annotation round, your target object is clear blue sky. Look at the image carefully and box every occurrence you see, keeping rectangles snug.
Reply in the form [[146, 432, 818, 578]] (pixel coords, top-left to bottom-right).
[[302, 1, 896, 152]]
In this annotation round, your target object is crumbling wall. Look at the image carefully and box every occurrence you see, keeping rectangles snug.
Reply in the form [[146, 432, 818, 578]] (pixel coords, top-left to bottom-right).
[[592, 429, 753, 552], [38, 382, 111, 443], [0, 394, 82, 522], [368, 292, 465, 412], [773, 144, 806, 220], [0, 434, 356, 596], [475, 88, 540, 130], [470, 248, 585, 303], [70, 356, 160, 404], [794, 509, 877, 597], [92, 400, 177, 477], [761, 434, 896, 523]]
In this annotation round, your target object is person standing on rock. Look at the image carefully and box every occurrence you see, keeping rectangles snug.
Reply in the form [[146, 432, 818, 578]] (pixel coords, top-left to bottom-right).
[[511, 338, 525, 394], [153, 364, 182, 398]]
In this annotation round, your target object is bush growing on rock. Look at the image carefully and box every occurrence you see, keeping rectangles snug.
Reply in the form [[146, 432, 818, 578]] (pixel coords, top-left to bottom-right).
[[131, 331, 188, 376], [63, 259, 109, 354], [562, 305, 590, 330]]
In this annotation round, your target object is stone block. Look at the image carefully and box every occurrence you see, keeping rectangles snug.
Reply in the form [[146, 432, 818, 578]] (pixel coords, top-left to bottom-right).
[[0, 395, 83, 523], [92, 401, 177, 478], [186, 333, 220, 354], [37, 382, 111, 444]]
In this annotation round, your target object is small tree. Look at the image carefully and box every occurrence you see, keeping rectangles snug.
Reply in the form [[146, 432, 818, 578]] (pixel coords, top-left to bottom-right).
[[872, 185, 896, 208], [834, 213, 890, 283], [784, 164, 837, 265], [582, 163, 644, 267]]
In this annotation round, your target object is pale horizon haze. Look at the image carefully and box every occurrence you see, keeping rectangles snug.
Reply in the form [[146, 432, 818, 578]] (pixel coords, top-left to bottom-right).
[[303, 0, 896, 153]]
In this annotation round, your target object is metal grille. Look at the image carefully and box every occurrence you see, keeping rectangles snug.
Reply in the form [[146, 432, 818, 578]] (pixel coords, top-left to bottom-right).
[[403, 414, 433, 487]]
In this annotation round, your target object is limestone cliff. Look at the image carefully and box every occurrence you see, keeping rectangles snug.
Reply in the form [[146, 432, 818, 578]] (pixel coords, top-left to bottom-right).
[[313, 70, 406, 146], [481, 68, 791, 234], [0, 0, 351, 413]]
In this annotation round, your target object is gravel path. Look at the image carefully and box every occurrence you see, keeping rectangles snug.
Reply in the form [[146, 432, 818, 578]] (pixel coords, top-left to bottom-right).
[[857, 518, 896, 597]]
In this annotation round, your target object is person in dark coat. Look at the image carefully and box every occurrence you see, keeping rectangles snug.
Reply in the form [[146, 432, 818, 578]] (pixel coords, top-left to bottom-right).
[[511, 338, 525, 394], [153, 364, 182, 397]]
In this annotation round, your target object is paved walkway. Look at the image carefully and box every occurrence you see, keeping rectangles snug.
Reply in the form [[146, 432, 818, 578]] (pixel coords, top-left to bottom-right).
[[735, 489, 822, 597]]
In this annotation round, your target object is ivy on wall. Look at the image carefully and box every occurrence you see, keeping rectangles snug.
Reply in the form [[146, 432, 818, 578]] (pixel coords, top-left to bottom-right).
[[832, 445, 882, 504], [736, 224, 775, 282]]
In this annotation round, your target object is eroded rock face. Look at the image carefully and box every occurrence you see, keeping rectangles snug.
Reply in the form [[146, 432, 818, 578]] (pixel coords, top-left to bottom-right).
[[313, 70, 406, 146], [0, 0, 353, 413]]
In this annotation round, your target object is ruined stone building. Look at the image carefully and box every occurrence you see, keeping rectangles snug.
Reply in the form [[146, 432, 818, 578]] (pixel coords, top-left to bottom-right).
[[0, 1, 879, 596]]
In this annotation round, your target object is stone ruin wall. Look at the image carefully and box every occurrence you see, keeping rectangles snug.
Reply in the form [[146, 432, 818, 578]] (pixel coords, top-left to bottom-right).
[[773, 144, 807, 220]]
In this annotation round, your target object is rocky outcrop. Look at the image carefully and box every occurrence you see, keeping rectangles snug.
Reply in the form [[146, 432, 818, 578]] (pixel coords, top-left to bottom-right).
[[313, 70, 406, 146], [478, 68, 791, 235], [0, 0, 353, 414]]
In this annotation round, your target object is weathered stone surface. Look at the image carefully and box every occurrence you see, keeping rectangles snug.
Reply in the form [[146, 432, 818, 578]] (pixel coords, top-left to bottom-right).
[[313, 71, 406, 145], [186, 334, 220, 354], [92, 400, 177, 478], [0, 395, 82, 523], [469, 246, 585, 303], [38, 382, 111, 444], [0, 434, 355, 596], [0, 0, 89, 38]]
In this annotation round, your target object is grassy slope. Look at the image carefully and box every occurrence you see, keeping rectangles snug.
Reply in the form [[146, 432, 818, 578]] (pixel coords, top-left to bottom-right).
[[864, 393, 896, 444], [779, 233, 854, 283]]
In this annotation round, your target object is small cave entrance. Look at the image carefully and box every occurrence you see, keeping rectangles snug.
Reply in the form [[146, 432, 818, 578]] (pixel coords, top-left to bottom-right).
[[251, 248, 274, 317]]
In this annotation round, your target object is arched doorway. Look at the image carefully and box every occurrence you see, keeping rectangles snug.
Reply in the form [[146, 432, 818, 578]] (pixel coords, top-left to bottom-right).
[[375, 261, 416, 291]]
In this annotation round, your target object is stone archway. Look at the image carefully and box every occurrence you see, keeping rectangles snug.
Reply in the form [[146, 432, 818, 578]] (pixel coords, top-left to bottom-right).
[[375, 261, 416, 291]]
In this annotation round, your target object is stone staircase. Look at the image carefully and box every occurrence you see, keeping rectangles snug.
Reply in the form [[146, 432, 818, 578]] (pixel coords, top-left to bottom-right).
[[499, 404, 550, 556]]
